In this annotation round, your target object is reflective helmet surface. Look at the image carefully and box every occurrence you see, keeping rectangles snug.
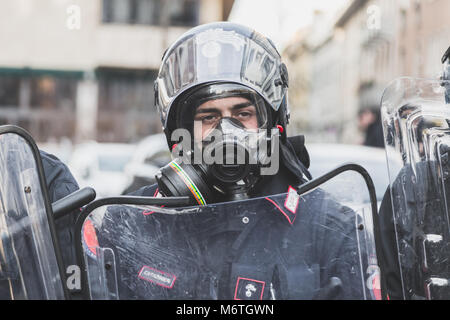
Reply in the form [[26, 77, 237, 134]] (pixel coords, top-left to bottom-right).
[[155, 22, 289, 145]]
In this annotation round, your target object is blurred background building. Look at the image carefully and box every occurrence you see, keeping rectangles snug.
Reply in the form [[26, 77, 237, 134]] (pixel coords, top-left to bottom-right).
[[0, 0, 234, 144], [282, 0, 450, 145], [2, 0, 446, 147], [0, 0, 449, 196]]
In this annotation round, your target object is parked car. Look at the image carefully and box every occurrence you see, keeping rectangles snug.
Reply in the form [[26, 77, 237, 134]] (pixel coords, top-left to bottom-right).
[[68, 141, 136, 198], [121, 133, 172, 194], [306, 143, 401, 204]]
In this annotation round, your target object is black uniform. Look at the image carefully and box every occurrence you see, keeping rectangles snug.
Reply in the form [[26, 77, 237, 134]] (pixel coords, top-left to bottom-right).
[[87, 184, 364, 300], [378, 160, 450, 300], [40, 150, 80, 269], [81, 137, 370, 300]]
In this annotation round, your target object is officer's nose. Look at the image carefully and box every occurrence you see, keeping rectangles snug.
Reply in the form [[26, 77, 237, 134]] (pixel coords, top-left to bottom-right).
[[215, 117, 246, 135]]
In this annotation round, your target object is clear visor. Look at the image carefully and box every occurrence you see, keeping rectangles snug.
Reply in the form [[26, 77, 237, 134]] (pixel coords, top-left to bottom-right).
[[181, 85, 269, 143], [156, 26, 286, 129], [167, 84, 275, 167]]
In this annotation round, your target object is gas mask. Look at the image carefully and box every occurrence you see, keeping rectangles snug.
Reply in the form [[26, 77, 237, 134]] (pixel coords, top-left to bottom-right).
[[155, 84, 280, 205]]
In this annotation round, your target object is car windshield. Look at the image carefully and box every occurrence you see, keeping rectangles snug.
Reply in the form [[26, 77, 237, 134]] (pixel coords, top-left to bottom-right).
[[98, 155, 131, 172]]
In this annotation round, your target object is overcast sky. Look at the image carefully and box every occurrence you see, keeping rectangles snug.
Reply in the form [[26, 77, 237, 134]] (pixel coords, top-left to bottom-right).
[[228, 0, 349, 50]]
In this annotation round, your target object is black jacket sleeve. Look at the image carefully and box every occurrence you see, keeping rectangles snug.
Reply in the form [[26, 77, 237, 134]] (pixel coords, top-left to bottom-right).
[[378, 187, 403, 300], [40, 150, 80, 269]]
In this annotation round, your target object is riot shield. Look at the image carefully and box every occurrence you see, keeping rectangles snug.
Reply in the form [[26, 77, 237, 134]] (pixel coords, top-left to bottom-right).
[[75, 164, 383, 300], [0, 125, 67, 299], [381, 77, 450, 299]]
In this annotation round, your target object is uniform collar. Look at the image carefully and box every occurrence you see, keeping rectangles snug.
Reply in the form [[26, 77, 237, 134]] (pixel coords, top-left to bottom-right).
[[264, 190, 298, 226]]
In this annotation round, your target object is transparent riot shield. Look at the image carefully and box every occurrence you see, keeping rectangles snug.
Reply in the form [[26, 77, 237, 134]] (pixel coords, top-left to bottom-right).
[[0, 125, 67, 299], [76, 164, 383, 300], [381, 77, 450, 300]]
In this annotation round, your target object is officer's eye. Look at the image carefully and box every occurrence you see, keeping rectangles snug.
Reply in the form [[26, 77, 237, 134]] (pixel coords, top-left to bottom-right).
[[237, 111, 252, 118], [234, 108, 256, 121], [195, 114, 219, 124]]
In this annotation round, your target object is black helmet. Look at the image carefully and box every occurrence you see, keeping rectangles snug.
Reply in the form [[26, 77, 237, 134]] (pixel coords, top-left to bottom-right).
[[154, 21, 290, 149]]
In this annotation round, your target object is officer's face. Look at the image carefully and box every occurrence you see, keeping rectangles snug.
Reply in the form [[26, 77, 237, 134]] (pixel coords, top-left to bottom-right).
[[193, 97, 258, 141]]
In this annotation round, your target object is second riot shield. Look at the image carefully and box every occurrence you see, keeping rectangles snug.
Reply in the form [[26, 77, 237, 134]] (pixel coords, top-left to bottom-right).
[[76, 164, 382, 300], [0, 126, 67, 300], [382, 76, 450, 299]]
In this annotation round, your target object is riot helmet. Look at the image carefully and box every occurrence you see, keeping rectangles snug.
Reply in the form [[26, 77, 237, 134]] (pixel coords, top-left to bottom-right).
[[154, 22, 290, 205], [155, 22, 290, 145]]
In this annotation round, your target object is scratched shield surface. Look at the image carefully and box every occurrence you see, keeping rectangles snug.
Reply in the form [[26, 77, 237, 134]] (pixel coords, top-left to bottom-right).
[[0, 131, 65, 299], [79, 169, 380, 300]]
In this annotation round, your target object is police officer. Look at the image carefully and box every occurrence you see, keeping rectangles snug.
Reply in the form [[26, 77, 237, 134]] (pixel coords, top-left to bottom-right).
[[378, 46, 450, 300], [83, 22, 374, 300]]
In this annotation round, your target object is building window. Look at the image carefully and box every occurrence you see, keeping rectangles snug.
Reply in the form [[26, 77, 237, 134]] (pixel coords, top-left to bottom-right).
[[134, 0, 162, 25], [97, 68, 156, 112], [167, 0, 199, 26], [0, 75, 20, 107], [29, 76, 77, 110], [0, 71, 78, 142], [102, 0, 199, 27], [97, 68, 159, 142]]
